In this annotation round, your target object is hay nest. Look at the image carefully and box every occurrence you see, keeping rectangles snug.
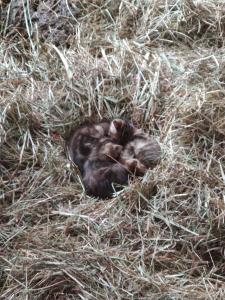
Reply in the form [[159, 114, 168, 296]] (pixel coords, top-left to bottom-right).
[[1, 0, 225, 299]]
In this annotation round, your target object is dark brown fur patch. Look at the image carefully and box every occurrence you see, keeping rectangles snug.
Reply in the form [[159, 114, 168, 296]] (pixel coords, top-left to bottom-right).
[[66, 120, 110, 174], [67, 118, 160, 199], [82, 138, 127, 198]]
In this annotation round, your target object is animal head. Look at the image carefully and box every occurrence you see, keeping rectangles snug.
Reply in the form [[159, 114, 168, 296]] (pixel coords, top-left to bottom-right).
[[109, 119, 136, 145], [98, 138, 123, 160]]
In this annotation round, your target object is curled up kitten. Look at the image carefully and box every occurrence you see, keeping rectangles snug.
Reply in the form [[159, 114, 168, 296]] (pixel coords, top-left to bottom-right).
[[109, 119, 161, 172], [82, 138, 129, 198], [82, 137, 147, 198], [67, 118, 156, 198], [67, 120, 110, 175], [67, 118, 136, 174], [108, 118, 148, 176], [121, 133, 161, 170]]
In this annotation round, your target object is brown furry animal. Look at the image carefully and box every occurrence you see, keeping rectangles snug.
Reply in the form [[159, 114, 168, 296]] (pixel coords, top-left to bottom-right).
[[82, 136, 150, 198], [67, 120, 110, 175], [67, 118, 159, 198], [67, 118, 136, 174], [109, 118, 136, 145], [121, 134, 161, 170], [108, 119, 161, 170], [82, 138, 129, 198]]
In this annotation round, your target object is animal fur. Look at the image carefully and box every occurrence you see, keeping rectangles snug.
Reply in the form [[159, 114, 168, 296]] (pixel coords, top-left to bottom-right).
[[67, 118, 160, 198], [109, 119, 161, 170], [121, 133, 161, 169], [67, 120, 110, 174], [82, 138, 129, 198]]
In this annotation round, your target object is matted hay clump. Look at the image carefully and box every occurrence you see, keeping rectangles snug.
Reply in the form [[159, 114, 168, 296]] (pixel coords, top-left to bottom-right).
[[1, 0, 225, 299]]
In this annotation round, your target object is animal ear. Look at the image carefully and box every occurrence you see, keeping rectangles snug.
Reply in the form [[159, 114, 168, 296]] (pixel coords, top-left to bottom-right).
[[113, 119, 124, 130]]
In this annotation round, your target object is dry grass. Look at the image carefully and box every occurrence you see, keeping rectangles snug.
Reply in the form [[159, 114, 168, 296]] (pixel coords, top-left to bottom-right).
[[1, 0, 225, 299]]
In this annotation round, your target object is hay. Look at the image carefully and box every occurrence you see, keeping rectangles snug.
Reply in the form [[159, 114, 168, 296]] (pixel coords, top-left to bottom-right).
[[1, 0, 225, 299]]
